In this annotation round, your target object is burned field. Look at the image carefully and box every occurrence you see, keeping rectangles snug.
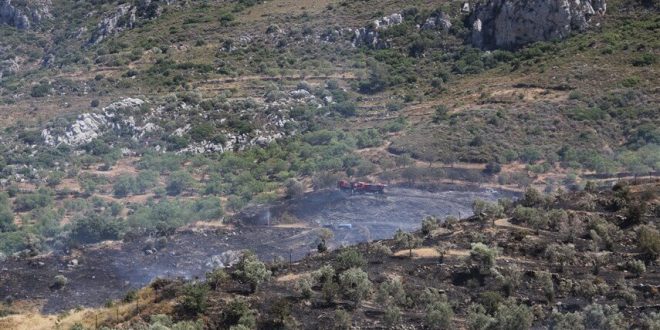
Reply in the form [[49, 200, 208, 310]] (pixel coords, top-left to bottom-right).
[[0, 185, 512, 313]]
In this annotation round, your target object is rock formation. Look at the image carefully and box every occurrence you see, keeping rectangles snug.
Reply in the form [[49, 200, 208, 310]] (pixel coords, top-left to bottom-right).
[[470, 0, 606, 50], [353, 13, 404, 48], [0, 0, 51, 30], [88, 0, 176, 45]]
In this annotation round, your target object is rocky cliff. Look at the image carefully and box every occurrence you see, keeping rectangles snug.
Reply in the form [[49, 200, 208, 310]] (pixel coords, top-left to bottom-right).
[[0, 0, 50, 30], [470, 0, 606, 49]]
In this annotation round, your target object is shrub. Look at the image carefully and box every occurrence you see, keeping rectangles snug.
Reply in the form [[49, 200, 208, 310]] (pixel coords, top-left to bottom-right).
[[494, 299, 533, 330], [637, 225, 660, 261], [335, 248, 366, 270], [295, 275, 313, 299], [466, 304, 496, 330], [52, 275, 68, 289], [383, 305, 402, 328], [470, 243, 498, 275], [339, 268, 372, 306], [625, 259, 646, 277], [583, 304, 628, 330], [166, 171, 195, 196], [552, 311, 585, 330], [544, 243, 576, 272], [206, 268, 229, 290], [472, 199, 504, 225], [334, 309, 352, 330], [235, 252, 271, 293], [180, 283, 209, 315], [425, 299, 454, 329], [285, 178, 304, 199], [70, 214, 121, 244], [222, 297, 256, 329], [376, 278, 407, 306], [394, 229, 422, 257], [421, 216, 439, 236], [521, 187, 544, 207]]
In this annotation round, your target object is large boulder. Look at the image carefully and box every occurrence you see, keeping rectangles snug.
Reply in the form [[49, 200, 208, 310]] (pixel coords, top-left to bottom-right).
[[470, 0, 606, 50]]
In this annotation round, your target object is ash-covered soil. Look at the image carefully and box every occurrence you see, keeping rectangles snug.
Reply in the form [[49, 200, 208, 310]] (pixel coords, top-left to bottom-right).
[[0, 185, 515, 313]]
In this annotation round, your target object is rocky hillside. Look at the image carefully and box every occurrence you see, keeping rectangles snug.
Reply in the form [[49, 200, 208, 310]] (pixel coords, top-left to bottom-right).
[[0, 0, 657, 327]]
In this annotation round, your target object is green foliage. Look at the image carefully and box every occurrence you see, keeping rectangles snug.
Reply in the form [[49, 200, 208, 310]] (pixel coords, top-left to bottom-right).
[[14, 189, 54, 212], [166, 171, 195, 196], [470, 243, 498, 275], [394, 229, 422, 257], [494, 299, 533, 330], [638, 225, 660, 261], [235, 251, 271, 292], [179, 283, 209, 315], [70, 213, 122, 244], [335, 248, 366, 271], [339, 267, 372, 306], [421, 216, 439, 236]]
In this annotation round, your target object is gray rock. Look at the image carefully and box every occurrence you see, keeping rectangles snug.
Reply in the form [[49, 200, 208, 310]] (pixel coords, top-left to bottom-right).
[[470, 0, 606, 50], [353, 13, 404, 49], [422, 12, 452, 31], [0, 0, 51, 30], [88, 0, 176, 45]]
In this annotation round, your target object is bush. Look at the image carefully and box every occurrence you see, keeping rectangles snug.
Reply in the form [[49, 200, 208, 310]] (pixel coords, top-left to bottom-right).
[[383, 305, 402, 328], [339, 268, 372, 306], [466, 304, 496, 330], [625, 259, 646, 277], [52, 275, 68, 289], [583, 304, 628, 330], [334, 309, 352, 330], [552, 311, 585, 330], [70, 214, 121, 244], [235, 252, 271, 292], [206, 268, 229, 290], [637, 225, 660, 261], [284, 178, 304, 199], [470, 243, 498, 275], [180, 283, 209, 315], [421, 216, 439, 236], [394, 229, 422, 257], [472, 199, 504, 225], [544, 243, 576, 272], [425, 299, 454, 329], [335, 248, 366, 270], [166, 171, 195, 196], [494, 299, 533, 330]]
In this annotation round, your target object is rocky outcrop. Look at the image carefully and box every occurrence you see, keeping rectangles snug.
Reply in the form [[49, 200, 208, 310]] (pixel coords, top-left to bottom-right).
[[42, 98, 150, 146], [422, 12, 452, 31], [470, 0, 606, 50], [353, 13, 404, 48], [0, 0, 51, 30], [88, 0, 176, 45]]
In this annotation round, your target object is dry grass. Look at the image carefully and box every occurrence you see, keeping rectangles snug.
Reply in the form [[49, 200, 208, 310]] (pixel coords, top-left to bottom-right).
[[0, 288, 165, 330]]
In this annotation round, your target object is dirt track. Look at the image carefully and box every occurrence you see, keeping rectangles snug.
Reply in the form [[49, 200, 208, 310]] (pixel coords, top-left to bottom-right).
[[0, 185, 516, 313]]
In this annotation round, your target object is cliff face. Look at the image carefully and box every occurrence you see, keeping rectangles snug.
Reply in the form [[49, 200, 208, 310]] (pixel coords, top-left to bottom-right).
[[470, 0, 606, 50], [0, 0, 51, 30]]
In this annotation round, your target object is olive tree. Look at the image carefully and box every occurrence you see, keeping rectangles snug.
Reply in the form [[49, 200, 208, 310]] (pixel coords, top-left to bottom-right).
[[235, 252, 272, 293], [339, 268, 372, 307]]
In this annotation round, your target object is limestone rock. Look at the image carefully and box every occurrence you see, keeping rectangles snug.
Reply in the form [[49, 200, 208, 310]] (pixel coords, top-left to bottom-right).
[[422, 12, 452, 31], [353, 13, 404, 48], [0, 0, 51, 30], [88, 0, 176, 45], [470, 0, 606, 50]]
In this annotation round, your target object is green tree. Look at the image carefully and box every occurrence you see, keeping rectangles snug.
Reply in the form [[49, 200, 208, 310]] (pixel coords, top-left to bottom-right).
[[166, 171, 195, 196], [394, 229, 422, 257], [339, 268, 372, 307], [235, 252, 272, 293], [179, 283, 209, 315]]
